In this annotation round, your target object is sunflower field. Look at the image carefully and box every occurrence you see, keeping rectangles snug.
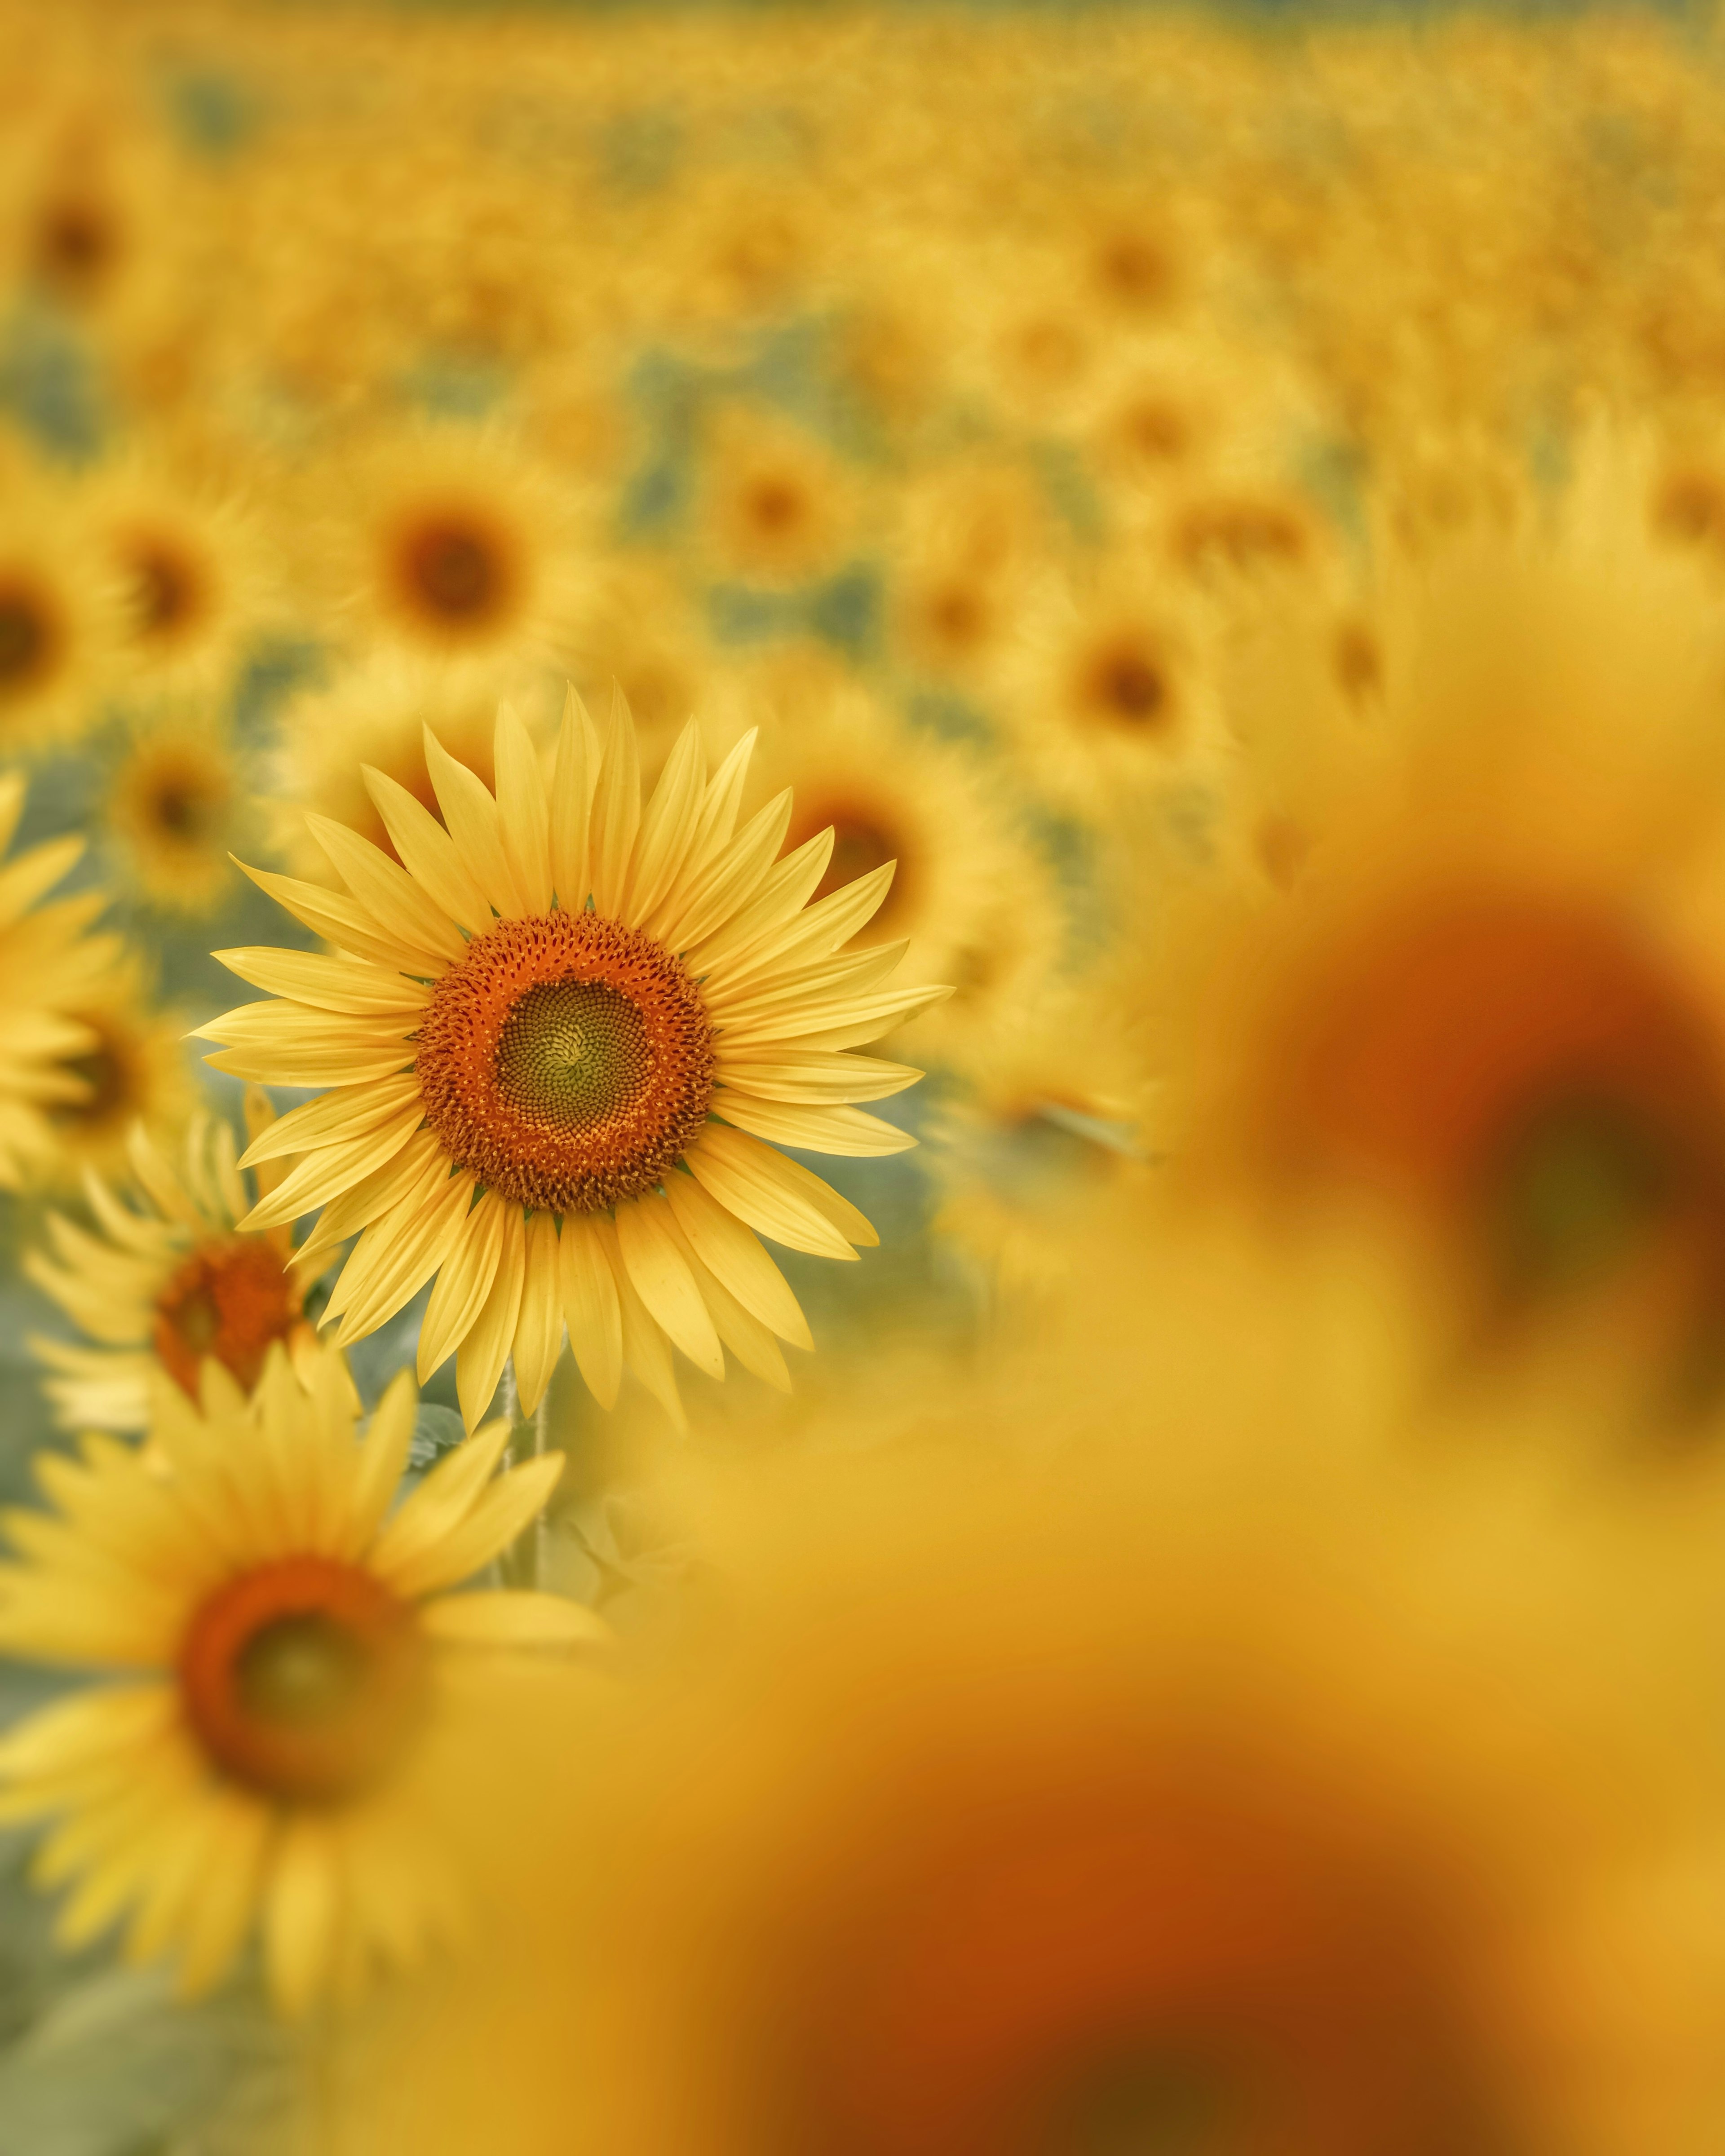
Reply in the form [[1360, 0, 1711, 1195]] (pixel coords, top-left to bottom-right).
[[2, 2, 1725, 2150]]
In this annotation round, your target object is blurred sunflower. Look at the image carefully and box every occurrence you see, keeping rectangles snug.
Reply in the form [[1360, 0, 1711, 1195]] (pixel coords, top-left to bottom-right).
[[0, 772, 122, 1190], [323, 1225, 1725, 2156], [80, 459, 274, 694], [27, 1095, 324, 1435], [0, 1345, 597, 2015], [39, 953, 195, 1189], [328, 425, 589, 678], [1168, 497, 1725, 1410], [103, 706, 248, 917], [999, 567, 1228, 817], [202, 694, 946, 1427], [695, 406, 858, 587]]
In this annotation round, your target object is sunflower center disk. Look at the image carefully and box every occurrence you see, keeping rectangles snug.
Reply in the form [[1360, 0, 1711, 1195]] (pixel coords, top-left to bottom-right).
[[416, 911, 717, 1215], [180, 1555, 428, 1803]]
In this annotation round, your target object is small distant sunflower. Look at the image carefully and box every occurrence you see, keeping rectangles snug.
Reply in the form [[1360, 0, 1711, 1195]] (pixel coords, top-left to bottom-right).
[[0, 1345, 595, 2015], [202, 694, 947, 1428], [885, 453, 1056, 693], [331, 427, 588, 678], [999, 570, 1228, 817], [0, 773, 123, 1190], [28, 1096, 324, 1436], [695, 407, 856, 587], [38, 956, 196, 1190], [80, 461, 274, 694], [104, 708, 248, 917]]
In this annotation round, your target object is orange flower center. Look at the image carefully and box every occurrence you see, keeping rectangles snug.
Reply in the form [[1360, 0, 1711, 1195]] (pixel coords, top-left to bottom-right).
[[416, 910, 715, 1213], [152, 1236, 304, 1400], [120, 531, 206, 641], [1074, 633, 1172, 733], [386, 504, 520, 635], [779, 1788, 1499, 2156], [179, 1555, 428, 1803], [1263, 893, 1725, 1301], [0, 576, 62, 695]]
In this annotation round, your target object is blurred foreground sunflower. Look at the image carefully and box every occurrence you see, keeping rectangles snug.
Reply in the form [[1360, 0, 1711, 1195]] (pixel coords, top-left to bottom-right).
[[324, 1222, 1725, 2156], [27, 1094, 324, 1434], [203, 692, 947, 1427], [0, 1345, 598, 2015]]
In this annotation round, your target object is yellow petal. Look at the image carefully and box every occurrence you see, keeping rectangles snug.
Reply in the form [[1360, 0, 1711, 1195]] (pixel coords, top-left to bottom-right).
[[456, 1206, 527, 1431], [421, 1588, 609, 1649], [588, 686, 641, 919], [661, 1171, 812, 1348], [710, 1092, 917, 1158], [547, 684, 598, 914], [494, 702, 554, 917], [558, 1213, 622, 1409], [265, 1812, 341, 2017], [615, 1192, 724, 1379], [416, 1189, 507, 1381], [423, 724, 527, 919], [305, 815, 468, 964], [362, 764, 493, 936], [512, 1212, 565, 1418]]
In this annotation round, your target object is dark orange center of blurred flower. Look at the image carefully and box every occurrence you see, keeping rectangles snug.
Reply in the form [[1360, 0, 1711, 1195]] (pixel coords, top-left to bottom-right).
[[1075, 635, 1172, 733], [33, 192, 120, 300], [0, 579, 61, 696], [391, 508, 517, 633], [1264, 894, 1725, 1307], [152, 1236, 303, 1400], [758, 1777, 1499, 2156], [180, 1555, 428, 1803], [122, 534, 205, 640]]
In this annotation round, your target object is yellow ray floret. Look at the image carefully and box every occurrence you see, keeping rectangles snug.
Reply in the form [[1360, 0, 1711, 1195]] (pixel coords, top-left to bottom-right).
[[201, 691, 948, 1429]]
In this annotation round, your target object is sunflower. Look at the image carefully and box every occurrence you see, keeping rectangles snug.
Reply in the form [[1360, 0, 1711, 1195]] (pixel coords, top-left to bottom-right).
[[103, 707, 248, 917], [27, 1094, 323, 1436], [79, 459, 274, 694], [0, 773, 124, 1191], [34, 953, 197, 1191], [321, 1224, 1725, 2156], [0, 1343, 597, 2016], [997, 565, 1230, 818], [202, 692, 947, 1429], [1164, 493, 1725, 1412], [695, 406, 858, 587], [326, 425, 589, 679]]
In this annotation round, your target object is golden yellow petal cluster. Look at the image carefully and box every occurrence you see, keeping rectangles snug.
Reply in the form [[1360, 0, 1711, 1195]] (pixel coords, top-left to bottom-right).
[[0, 1342, 597, 2016], [203, 692, 947, 1428]]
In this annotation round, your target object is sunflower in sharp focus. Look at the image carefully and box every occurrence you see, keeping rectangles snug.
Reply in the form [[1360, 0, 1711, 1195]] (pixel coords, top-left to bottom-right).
[[27, 1095, 324, 1436], [104, 707, 248, 917], [0, 1343, 600, 2015], [0, 772, 124, 1191], [201, 692, 948, 1429], [328, 427, 589, 677]]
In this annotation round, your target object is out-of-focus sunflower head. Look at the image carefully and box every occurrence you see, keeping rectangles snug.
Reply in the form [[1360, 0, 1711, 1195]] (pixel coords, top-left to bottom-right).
[[34, 951, 195, 1188], [1160, 485, 1725, 1415], [78, 457, 276, 694], [694, 403, 860, 588], [318, 423, 592, 678], [0, 447, 124, 756], [103, 702, 251, 918], [326, 1219, 1725, 2156]]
